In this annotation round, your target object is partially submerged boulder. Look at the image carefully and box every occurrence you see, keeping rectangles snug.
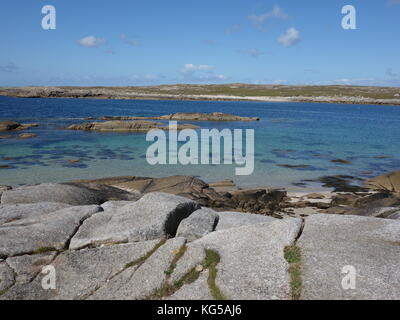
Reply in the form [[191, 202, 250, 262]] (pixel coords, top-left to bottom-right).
[[87, 112, 260, 122], [66, 120, 199, 132], [156, 112, 260, 122], [0, 121, 38, 132]]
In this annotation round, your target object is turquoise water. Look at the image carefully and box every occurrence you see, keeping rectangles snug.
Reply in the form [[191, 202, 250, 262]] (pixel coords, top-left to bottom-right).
[[1, 96, 400, 190]]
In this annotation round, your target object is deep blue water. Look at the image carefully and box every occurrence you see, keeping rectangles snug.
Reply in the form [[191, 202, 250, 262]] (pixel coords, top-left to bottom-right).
[[1, 96, 400, 189]]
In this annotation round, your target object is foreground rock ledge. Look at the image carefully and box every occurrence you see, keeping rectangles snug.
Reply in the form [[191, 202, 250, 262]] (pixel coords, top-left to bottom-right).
[[1, 184, 399, 300]]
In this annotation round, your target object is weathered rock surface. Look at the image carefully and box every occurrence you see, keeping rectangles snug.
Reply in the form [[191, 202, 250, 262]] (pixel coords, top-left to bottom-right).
[[100, 200, 134, 211], [1, 183, 139, 206], [386, 211, 400, 220], [0, 185, 12, 198], [0, 262, 14, 293], [189, 218, 302, 300], [69, 193, 199, 249], [6, 252, 57, 284], [366, 170, 400, 192], [89, 237, 186, 300], [166, 270, 212, 300], [1, 241, 160, 300], [0, 202, 70, 225], [215, 211, 275, 231], [298, 214, 400, 300], [0, 205, 101, 258], [176, 208, 219, 241], [1, 185, 400, 301], [72, 175, 234, 210]]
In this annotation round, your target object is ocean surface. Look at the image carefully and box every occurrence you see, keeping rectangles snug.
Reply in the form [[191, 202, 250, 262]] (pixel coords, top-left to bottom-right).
[[1, 96, 400, 190]]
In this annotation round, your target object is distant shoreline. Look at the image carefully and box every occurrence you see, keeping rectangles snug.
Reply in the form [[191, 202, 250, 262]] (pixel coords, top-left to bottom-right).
[[1, 84, 400, 106]]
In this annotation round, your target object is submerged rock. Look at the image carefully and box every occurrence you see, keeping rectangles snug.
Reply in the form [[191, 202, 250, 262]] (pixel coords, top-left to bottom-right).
[[17, 133, 37, 139]]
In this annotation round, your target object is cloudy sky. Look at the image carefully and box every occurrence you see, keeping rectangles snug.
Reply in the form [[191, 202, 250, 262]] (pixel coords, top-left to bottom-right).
[[1, 0, 399, 86]]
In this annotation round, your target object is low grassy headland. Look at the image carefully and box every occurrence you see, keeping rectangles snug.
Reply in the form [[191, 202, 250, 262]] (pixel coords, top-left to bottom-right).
[[1, 84, 399, 105]]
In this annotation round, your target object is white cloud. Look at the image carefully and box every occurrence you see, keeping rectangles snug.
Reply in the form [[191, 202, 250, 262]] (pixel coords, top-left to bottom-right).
[[78, 36, 106, 48], [278, 28, 301, 47], [180, 64, 215, 74], [121, 34, 140, 46], [248, 5, 288, 29], [179, 64, 227, 83]]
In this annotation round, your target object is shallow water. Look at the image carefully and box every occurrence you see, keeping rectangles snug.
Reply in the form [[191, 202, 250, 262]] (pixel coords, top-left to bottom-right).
[[1, 96, 400, 190]]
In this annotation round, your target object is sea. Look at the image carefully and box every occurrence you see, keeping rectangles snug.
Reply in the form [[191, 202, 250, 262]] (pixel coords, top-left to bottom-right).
[[1, 96, 400, 190]]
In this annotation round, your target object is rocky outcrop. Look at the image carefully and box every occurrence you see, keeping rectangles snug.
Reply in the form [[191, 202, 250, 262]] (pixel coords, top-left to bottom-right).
[[215, 211, 275, 231], [69, 193, 200, 249], [176, 208, 219, 241], [0, 121, 38, 132], [17, 133, 37, 139], [72, 175, 235, 210], [86, 112, 260, 122], [71, 175, 288, 215], [365, 170, 400, 193], [0, 191, 399, 300], [187, 218, 302, 300], [1, 183, 140, 205], [66, 120, 199, 132], [0, 205, 101, 257], [0, 202, 70, 225], [298, 214, 400, 300], [155, 112, 260, 121]]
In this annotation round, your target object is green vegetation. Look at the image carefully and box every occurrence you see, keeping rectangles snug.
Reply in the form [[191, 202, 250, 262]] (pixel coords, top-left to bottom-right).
[[204, 249, 226, 300], [164, 245, 187, 277], [2, 84, 399, 103], [284, 245, 302, 300], [124, 239, 166, 269], [32, 247, 57, 255], [148, 248, 226, 300]]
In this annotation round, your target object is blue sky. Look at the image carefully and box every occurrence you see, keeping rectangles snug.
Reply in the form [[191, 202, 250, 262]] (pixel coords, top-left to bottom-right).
[[1, 0, 400, 87]]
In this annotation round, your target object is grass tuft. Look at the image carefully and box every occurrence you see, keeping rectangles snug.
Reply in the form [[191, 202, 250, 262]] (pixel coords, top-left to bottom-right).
[[284, 245, 302, 300], [124, 239, 166, 270], [204, 249, 226, 300], [32, 247, 57, 255]]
